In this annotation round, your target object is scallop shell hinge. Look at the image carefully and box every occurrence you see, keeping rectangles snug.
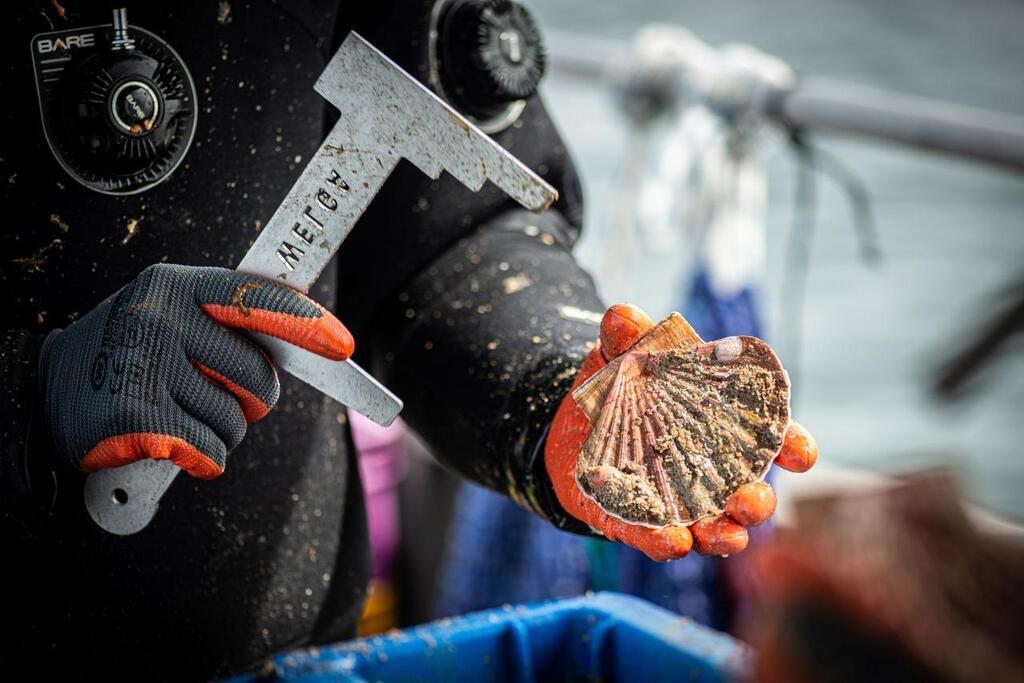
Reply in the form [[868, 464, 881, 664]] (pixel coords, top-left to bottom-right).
[[572, 313, 791, 528]]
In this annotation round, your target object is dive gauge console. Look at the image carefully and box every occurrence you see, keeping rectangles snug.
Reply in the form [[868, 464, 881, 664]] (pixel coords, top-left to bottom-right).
[[30, 8, 198, 195]]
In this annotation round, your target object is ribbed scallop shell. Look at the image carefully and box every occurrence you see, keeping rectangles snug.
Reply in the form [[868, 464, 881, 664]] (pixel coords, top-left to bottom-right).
[[572, 313, 790, 527]]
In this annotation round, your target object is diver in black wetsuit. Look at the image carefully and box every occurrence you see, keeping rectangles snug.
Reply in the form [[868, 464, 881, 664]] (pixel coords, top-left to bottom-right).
[[0, 2, 813, 680], [0, 3, 602, 678]]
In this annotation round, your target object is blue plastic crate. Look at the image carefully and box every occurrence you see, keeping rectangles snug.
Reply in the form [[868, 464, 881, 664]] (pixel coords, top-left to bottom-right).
[[226, 592, 750, 682]]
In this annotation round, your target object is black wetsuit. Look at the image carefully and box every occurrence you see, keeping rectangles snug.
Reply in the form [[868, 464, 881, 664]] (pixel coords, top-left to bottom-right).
[[0, 2, 601, 679]]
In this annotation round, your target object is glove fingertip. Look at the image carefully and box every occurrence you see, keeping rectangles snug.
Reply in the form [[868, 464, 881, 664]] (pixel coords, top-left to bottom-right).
[[647, 526, 694, 562], [303, 308, 355, 360], [80, 433, 225, 479], [80, 434, 145, 472], [725, 480, 777, 527], [161, 434, 225, 479], [691, 515, 749, 556], [194, 361, 275, 422], [775, 421, 818, 473], [201, 303, 354, 361], [175, 454, 224, 480], [600, 303, 654, 360]]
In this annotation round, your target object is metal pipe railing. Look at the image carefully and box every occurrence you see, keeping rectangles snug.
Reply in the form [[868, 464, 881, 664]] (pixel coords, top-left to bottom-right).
[[546, 28, 1024, 174], [760, 79, 1024, 173]]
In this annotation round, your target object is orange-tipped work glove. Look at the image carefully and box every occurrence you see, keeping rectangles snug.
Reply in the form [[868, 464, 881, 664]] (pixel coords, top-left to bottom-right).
[[39, 264, 353, 479], [545, 303, 818, 561]]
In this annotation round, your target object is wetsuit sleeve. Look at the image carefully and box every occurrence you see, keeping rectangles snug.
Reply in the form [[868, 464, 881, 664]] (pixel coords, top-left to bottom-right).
[[329, 3, 601, 533], [0, 329, 52, 532], [367, 207, 603, 534]]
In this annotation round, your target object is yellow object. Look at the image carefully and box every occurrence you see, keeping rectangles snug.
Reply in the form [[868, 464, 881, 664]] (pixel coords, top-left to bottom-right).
[[358, 579, 399, 636]]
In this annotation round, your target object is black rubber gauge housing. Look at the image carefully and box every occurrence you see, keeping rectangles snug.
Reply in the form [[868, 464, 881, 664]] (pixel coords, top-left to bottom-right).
[[30, 20, 197, 195], [434, 0, 546, 126]]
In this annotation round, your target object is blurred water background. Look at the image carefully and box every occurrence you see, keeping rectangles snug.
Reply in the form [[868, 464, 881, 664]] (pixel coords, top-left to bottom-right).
[[532, 0, 1024, 518]]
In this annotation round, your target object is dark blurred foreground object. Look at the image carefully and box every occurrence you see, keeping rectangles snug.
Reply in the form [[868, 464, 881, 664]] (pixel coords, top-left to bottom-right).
[[741, 475, 1024, 683]]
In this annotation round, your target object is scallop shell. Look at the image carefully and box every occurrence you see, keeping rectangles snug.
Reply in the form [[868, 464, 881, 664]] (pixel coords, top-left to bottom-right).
[[572, 313, 790, 527]]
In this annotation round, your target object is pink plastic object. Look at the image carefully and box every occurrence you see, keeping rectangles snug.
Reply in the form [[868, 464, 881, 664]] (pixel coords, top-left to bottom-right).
[[350, 412, 408, 580]]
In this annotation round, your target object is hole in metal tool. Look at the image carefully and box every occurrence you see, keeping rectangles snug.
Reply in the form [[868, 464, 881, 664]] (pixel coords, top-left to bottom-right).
[[112, 488, 128, 505]]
